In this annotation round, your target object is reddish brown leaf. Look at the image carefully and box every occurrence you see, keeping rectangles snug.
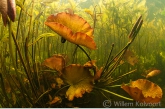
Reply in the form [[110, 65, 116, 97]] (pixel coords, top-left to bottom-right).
[[45, 12, 96, 49], [42, 54, 65, 73], [94, 67, 103, 80], [121, 79, 163, 103]]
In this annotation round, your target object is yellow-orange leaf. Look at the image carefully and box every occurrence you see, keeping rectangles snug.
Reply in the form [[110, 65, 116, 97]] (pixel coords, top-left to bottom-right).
[[45, 12, 96, 50], [121, 79, 162, 103], [123, 50, 138, 66], [83, 60, 103, 80], [84, 60, 96, 68], [42, 54, 65, 72], [94, 67, 103, 80], [62, 64, 94, 101], [48, 96, 62, 105]]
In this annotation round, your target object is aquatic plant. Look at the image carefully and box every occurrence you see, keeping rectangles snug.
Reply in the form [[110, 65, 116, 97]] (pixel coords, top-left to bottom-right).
[[121, 79, 162, 103], [42, 54, 66, 73], [45, 12, 96, 50], [0, 0, 164, 108], [62, 64, 94, 101], [41, 13, 153, 107]]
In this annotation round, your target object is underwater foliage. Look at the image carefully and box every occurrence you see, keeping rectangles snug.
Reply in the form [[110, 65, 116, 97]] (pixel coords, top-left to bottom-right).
[[42, 55, 103, 101], [42, 54, 66, 73], [45, 12, 96, 50], [141, 69, 161, 79], [121, 79, 162, 103], [62, 64, 94, 101], [0, 0, 165, 108], [84, 60, 103, 80]]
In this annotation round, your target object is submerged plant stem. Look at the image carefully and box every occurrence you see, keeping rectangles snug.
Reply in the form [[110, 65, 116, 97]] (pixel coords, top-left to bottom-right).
[[94, 87, 133, 101], [15, 0, 26, 67], [77, 45, 96, 74], [77, 45, 92, 61], [35, 89, 51, 105], [9, 21, 33, 106], [102, 43, 114, 74]]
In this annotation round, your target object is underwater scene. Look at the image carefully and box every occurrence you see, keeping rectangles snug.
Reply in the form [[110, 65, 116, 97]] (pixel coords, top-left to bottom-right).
[[0, 0, 165, 108]]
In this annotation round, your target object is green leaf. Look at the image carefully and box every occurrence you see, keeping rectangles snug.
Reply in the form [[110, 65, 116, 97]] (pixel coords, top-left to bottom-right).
[[28, 33, 57, 46]]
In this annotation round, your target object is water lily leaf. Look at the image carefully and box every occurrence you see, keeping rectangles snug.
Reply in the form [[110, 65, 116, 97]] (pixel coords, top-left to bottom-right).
[[83, 60, 97, 68], [42, 54, 65, 73], [45, 12, 96, 50], [48, 96, 62, 105], [55, 77, 64, 88], [121, 79, 163, 103], [62, 64, 94, 101], [83, 60, 103, 80], [123, 50, 138, 66], [94, 67, 103, 80]]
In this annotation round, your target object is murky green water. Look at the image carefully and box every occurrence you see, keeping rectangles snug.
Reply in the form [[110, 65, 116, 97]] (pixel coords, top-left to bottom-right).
[[0, 0, 165, 108]]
